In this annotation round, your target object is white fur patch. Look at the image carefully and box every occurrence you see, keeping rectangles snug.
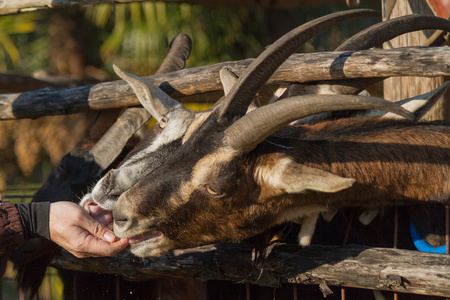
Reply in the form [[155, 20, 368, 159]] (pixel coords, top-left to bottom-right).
[[89, 108, 197, 209]]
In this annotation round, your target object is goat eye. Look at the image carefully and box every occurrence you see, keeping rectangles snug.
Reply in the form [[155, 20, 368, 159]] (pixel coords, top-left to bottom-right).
[[204, 184, 223, 197], [159, 117, 168, 129]]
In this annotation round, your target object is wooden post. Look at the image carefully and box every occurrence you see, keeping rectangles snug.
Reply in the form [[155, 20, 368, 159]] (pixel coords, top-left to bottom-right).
[[382, 0, 450, 120]]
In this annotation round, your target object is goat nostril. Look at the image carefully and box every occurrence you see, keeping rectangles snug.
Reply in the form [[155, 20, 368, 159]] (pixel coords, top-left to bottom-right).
[[114, 218, 128, 228], [104, 170, 114, 186], [113, 210, 131, 230]]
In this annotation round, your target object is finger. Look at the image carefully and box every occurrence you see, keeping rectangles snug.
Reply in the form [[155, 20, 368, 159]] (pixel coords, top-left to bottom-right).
[[93, 212, 113, 225], [77, 210, 120, 243], [88, 202, 107, 216], [77, 234, 129, 257]]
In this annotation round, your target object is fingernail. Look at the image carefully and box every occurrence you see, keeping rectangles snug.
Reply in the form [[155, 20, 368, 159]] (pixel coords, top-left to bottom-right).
[[104, 231, 116, 243]]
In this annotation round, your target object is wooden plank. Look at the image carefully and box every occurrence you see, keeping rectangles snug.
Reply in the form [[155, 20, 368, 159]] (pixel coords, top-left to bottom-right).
[[1, 46, 450, 120], [50, 243, 450, 297]]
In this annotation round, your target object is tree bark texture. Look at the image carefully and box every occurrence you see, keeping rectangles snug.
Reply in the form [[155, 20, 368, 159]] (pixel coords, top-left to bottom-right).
[[50, 243, 450, 297], [1, 47, 450, 120]]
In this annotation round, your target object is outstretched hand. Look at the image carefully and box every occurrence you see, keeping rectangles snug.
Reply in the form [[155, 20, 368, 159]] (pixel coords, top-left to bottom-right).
[[49, 202, 128, 258]]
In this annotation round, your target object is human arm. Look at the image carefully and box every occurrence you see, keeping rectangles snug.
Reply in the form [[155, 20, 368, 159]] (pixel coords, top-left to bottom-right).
[[1, 199, 129, 278]]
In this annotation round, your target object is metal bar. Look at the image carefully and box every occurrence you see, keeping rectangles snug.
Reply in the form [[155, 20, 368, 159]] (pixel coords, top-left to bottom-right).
[[446, 204, 449, 300], [342, 213, 353, 246], [446, 204, 449, 255], [115, 276, 120, 300], [340, 213, 353, 300], [292, 284, 298, 300], [393, 207, 399, 249], [73, 272, 78, 300], [393, 207, 399, 300]]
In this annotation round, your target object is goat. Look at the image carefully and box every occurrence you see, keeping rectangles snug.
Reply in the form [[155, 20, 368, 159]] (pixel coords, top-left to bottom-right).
[[105, 11, 450, 258], [86, 14, 450, 254], [11, 34, 197, 299], [88, 11, 450, 215]]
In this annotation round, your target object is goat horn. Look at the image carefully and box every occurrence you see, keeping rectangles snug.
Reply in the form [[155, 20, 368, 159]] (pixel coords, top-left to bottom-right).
[[89, 34, 192, 171], [224, 95, 414, 153], [331, 14, 450, 95], [156, 33, 192, 74], [336, 14, 450, 51], [286, 14, 450, 98], [217, 9, 380, 123]]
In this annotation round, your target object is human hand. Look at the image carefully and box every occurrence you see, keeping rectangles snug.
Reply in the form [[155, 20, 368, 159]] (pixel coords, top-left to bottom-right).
[[83, 199, 113, 227], [49, 202, 128, 258]]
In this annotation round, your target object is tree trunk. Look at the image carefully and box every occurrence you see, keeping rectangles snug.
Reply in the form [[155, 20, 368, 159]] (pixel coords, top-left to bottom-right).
[[48, 7, 87, 78]]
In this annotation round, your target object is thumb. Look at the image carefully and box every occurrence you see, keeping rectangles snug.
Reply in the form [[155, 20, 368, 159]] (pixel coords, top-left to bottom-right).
[[102, 228, 117, 243], [80, 209, 118, 243], [92, 221, 118, 243]]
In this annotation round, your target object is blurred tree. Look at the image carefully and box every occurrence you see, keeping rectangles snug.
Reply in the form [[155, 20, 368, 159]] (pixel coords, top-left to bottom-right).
[[0, 3, 269, 188], [0, 2, 380, 188]]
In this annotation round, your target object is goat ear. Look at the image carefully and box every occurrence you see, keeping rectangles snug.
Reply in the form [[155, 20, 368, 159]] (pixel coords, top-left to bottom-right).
[[219, 67, 260, 113], [266, 159, 355, 194], [220, 67, 238, 96], [113, 64, 181, 121]]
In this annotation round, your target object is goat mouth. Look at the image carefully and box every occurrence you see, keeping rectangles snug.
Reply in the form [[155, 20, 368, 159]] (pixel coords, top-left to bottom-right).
[[128, 231, 162, 245]]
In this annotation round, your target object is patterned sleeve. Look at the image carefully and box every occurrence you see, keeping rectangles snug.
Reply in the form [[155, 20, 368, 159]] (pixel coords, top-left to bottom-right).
[[0, 200, 25, 278]]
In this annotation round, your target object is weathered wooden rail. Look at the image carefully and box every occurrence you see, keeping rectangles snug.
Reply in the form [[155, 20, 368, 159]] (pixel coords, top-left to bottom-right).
[[1, 46, 450, 120], [50, 243, 450, 297]]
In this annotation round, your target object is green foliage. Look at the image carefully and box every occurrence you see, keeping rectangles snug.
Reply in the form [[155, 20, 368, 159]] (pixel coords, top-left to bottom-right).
[[1, 3, 268, 76], [84, 3, 268, 75], [0, 12, 44, 71]]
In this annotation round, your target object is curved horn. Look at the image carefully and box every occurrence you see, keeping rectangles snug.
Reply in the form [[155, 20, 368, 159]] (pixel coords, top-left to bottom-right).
[[90, 34, 192, 171], [224, 95, 414, 153], [157, 33, 192, 74], [217, 9, 380, 123], [336, 14, 450, 51], [286, 15, 450, 98]]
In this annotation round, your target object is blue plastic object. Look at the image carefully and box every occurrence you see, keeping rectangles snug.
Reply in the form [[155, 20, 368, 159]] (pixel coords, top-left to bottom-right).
[[409, 221, 446, 254]]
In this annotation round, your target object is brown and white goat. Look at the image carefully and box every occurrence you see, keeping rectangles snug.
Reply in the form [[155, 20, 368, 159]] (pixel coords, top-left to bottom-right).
[[85, 9, 381, 210], [88, 10, 450, 214], [105, 11, 450, 258], [12, 34, 196, 299]]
